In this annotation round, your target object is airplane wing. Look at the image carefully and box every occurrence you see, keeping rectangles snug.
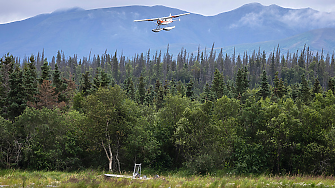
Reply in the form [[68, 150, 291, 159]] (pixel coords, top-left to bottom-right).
[[134, 17, 160, 22], [162, 13, 190, 19]]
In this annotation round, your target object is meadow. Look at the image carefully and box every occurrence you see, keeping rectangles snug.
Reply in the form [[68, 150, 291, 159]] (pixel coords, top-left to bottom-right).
[[1, 170, 335, 188]]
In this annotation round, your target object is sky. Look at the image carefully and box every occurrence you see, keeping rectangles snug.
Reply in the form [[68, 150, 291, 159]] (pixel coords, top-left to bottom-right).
[[1, 0, 335, 24]]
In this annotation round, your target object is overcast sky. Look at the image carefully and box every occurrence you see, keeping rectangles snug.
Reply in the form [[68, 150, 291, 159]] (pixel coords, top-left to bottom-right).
[[1, 0, 335, 24]]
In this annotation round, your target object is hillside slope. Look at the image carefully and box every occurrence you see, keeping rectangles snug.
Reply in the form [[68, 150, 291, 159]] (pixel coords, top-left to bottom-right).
[[1, 4, 335, 58]]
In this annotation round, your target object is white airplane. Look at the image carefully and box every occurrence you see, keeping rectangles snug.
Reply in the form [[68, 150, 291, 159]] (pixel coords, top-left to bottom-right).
[[134, 13, 190, 32]]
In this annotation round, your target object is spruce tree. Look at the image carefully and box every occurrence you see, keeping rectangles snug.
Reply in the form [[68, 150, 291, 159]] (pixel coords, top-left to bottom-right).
[[145, 85, 155, 106], [7, 66, 27, 120], [154, 79, 161, 94], [186, 80, 194, 100], [100, 70, 110, 87], [93, 68, 101, 90], [212, 68, 224, 99], [112, 51, 118, 83], [328, 78, 335, 94], [170, 78, 177, 96], [235, 68, 244, 97], [243, 66, 249, 91], [80, 71, 92, 96], [300, 74, 310, 103], [24, 55, 38, 103], [0, 54, 14, 117], [258, 70, 270, 100], [138, 74, 146, 105], [52, 63, 67, 102], [312, 78, 322, 97], [204, 83, 214, 101], [156, 86, 164, 110], [127, 77, 135, 100], [39, 60, 51, 84]]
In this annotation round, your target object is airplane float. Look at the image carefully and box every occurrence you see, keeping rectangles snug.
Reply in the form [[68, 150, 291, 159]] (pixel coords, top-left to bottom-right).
[[134, 13, 190, 32]]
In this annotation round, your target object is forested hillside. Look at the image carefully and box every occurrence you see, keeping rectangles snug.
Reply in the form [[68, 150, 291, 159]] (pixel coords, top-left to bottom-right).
[[1, 45, 335, 175]]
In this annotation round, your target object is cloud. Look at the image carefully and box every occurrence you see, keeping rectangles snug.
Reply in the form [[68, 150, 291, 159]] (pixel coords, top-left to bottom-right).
[[280, 9, 335, 28], [229, 5, 335, 29]]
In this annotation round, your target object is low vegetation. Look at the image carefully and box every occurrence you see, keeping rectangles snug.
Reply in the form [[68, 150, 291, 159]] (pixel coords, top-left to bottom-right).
[[1, 170, 335, 187]]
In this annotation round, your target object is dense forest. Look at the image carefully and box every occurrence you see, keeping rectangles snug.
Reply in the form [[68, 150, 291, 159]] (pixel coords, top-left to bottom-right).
[[1, 44, 335, 175]]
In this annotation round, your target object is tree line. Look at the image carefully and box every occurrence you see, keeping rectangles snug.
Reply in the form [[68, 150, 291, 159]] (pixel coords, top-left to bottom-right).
[[1, 44, 335, 175]]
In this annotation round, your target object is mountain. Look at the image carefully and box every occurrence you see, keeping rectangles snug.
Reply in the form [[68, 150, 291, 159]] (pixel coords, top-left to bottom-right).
[[1, 3, 335, 59], [219, 28, 335, 55]]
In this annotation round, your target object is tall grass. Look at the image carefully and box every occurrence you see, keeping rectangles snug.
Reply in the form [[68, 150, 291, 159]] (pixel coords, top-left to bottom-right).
[[0, 169, 334, 187]]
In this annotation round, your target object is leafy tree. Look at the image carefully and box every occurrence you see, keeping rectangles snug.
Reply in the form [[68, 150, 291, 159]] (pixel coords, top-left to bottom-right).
[[0, 116, 19, 168], [156, 95, 190, 168], [82, 86, 134, 172]]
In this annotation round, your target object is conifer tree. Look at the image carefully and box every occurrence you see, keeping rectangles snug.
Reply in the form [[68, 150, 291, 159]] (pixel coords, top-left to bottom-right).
[[186, 80, 194, 100], [93, 68, 101, 90], [235, 68, 244, 97], [28, 80, 64, 109], [80, 71, 92, 96], [163, 80, 169, 96], [127, 77, 135, 100], [212, 68, 224, 99], [204, 83, 214, 101], [243, 66, 249, 91], [39, 60, 51, 84], [138, 74, 146, 105], [0, 54, 14, 117], [300, 74, 310, 103], [258, 70, 270, 100], [156, 86, 164, 110], [7, 66, 27, 120], [144, 85, 154, 106], [170, 78, 177, 96], [154, 79, 161, 94], [24, 55, 38, 103], [112, 51, 118, 83], [176, 80, 185, 97], [100, 70, 110, 87], [52, 63, 67, 102], [312, 78, 322, 97], [328, 78, 335, 94]]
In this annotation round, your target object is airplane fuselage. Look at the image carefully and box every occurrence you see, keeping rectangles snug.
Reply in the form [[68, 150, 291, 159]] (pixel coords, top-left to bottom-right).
[[157, 18, 173, 25]]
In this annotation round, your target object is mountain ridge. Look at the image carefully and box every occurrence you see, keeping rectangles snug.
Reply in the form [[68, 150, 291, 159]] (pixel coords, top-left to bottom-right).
[[1, 3, 335, 59]]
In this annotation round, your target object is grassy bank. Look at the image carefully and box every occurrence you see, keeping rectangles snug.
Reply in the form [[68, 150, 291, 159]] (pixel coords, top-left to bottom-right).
[[0, 169, 335, 187]]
